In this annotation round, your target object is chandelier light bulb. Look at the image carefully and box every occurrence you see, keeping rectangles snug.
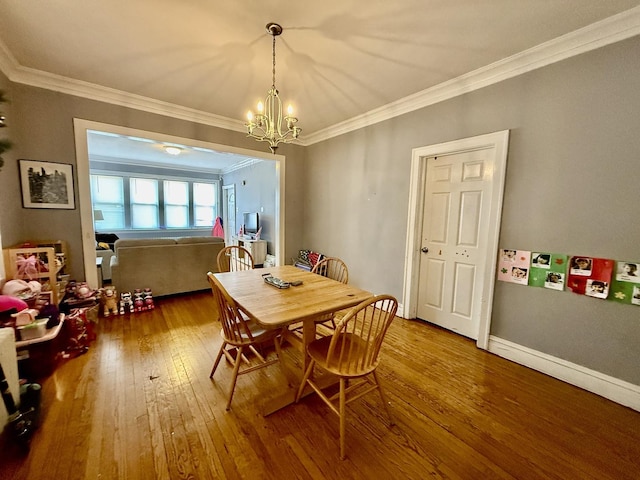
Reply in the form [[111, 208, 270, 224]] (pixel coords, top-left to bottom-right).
[[287, 104, 293, 116], [257, 101, 264, 113]]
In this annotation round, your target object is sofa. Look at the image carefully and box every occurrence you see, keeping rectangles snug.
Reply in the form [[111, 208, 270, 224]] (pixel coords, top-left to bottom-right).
[[110, 237, 225, 297]]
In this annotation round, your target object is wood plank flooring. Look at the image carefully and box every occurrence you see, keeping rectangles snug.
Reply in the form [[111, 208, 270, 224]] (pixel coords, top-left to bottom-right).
[[1, 290, 639, 479]]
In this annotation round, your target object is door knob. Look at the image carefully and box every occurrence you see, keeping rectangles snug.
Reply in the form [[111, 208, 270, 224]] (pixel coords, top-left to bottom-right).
[[421, 247, 429, 253]]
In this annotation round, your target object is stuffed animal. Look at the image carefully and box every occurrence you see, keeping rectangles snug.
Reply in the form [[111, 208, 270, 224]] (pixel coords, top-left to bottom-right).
[[143, 288, 154, 310], [99, 285, 118, 317], [119, 291, 134, 315]]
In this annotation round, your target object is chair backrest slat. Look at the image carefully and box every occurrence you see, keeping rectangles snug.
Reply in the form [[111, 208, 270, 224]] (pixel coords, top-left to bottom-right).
[[311, 257, 349, 284], [217, 246, 255, 273]]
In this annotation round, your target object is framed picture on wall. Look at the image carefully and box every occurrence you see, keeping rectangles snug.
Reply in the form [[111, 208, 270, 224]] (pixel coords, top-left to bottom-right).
[[19, 159, 75, 209]]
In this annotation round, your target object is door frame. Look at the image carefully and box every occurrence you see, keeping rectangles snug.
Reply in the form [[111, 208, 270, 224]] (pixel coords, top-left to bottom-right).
[[402, 130, 509, 349]]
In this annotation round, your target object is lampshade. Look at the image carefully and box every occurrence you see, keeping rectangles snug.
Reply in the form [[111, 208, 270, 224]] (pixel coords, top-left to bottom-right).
[[164, 145, 182, 156]]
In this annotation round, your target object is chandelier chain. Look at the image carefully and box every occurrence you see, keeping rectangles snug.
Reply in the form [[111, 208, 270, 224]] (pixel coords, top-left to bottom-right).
[[272, 34, 277, 90]]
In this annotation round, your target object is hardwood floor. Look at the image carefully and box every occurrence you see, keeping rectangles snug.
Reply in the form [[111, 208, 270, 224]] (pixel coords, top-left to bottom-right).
[[1, 290, 639, 479]]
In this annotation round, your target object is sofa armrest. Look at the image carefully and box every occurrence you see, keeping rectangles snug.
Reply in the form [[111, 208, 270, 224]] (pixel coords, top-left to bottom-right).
[[96, 249, 115, 281]]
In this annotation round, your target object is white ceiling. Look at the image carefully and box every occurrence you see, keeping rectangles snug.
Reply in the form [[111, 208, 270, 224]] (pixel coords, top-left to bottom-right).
[[1, 1, 639, 168]]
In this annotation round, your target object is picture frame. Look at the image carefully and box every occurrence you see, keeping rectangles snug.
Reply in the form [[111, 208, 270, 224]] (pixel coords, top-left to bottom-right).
[[19, 159, 75, 209]]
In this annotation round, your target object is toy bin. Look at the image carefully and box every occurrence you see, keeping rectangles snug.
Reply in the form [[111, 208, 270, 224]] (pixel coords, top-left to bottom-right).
[[17, 319, 48, 341]]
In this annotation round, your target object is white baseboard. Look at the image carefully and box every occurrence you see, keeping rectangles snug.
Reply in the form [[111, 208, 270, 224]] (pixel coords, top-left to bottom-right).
[[488, 336, 640, 412]]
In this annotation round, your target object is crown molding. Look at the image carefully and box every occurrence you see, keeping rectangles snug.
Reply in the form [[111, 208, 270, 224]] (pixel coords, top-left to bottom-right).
[[221, 158, 262, 175], [0, 41, 247, 134], [1, 6, 639, 146], [88, 154, 226, 175]]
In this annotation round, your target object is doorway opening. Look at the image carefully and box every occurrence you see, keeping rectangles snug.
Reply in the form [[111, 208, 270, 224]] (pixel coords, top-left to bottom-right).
[[73, 119, 285, 288]]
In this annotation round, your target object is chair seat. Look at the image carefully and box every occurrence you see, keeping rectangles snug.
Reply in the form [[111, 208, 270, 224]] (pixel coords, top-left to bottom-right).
[[221, 318, 278, 346], [307, 333, 377, 377]]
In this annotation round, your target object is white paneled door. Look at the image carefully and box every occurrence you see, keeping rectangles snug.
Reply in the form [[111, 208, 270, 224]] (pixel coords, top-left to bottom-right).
[[222, 185, 236, 246], [417, 149, 496, 340]]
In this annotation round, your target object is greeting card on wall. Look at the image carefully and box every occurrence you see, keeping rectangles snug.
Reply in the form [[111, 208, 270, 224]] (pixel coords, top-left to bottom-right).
[[528, 252, 568, 291], [497, 249, 531, 285], [609, 260, 640, 306], [567, 256, 614, 299]]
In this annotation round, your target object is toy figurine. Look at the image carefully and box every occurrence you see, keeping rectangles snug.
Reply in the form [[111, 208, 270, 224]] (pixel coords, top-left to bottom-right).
[[119, 291, 134, 314], [100, 285, 119, 317], [134, 289, 145, 312], [143, 288, 154, 310]]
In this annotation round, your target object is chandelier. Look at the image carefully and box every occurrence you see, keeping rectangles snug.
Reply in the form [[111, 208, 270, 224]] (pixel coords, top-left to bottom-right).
[[245, 23, 301, 154]]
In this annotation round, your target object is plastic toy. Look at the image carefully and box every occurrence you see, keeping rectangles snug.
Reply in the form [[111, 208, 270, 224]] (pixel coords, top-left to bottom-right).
[[119, 291, 134, 314], [134, 289, 145, 312], [143, 288, 154, 310]]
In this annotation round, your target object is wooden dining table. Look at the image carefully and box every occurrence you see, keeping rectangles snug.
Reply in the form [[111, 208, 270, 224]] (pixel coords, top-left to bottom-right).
[[213, 265, 373, 414]]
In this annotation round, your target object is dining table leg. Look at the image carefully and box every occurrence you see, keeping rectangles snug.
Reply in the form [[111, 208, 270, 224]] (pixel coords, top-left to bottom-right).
[[301, 318, 317, 371]]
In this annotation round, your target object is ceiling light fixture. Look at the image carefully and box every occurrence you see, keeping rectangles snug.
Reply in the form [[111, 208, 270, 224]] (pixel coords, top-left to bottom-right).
[[245, 22, 301, 154], [164, 145, 182, 156]]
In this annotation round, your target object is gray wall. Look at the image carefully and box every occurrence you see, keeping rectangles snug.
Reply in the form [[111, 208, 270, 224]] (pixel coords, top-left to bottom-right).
[[222, 160, 278, 254], [303, 36, 640, 385], [0, 71, 24, 252]]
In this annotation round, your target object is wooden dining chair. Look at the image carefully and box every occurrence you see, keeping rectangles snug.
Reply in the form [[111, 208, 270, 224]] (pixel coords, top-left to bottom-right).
[[310, 257, 349, 332], [216, 245, 254, 273], [311, 256, 349, 284], [207, 272, 284, 410], [295, 294, 398, 459]]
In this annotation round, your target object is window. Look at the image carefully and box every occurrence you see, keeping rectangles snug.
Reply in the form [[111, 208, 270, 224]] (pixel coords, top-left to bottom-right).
[[91, 175, 125, 230], [90, 173, 217, 231], [164, 180, 189, 228], [194, 182, 216, 227], [130, 178, 159, 229]]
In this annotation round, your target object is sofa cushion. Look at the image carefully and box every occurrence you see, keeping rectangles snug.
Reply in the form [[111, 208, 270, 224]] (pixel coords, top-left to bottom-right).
[[176, 236, 224, 245], [114, 238, 176, 253]]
